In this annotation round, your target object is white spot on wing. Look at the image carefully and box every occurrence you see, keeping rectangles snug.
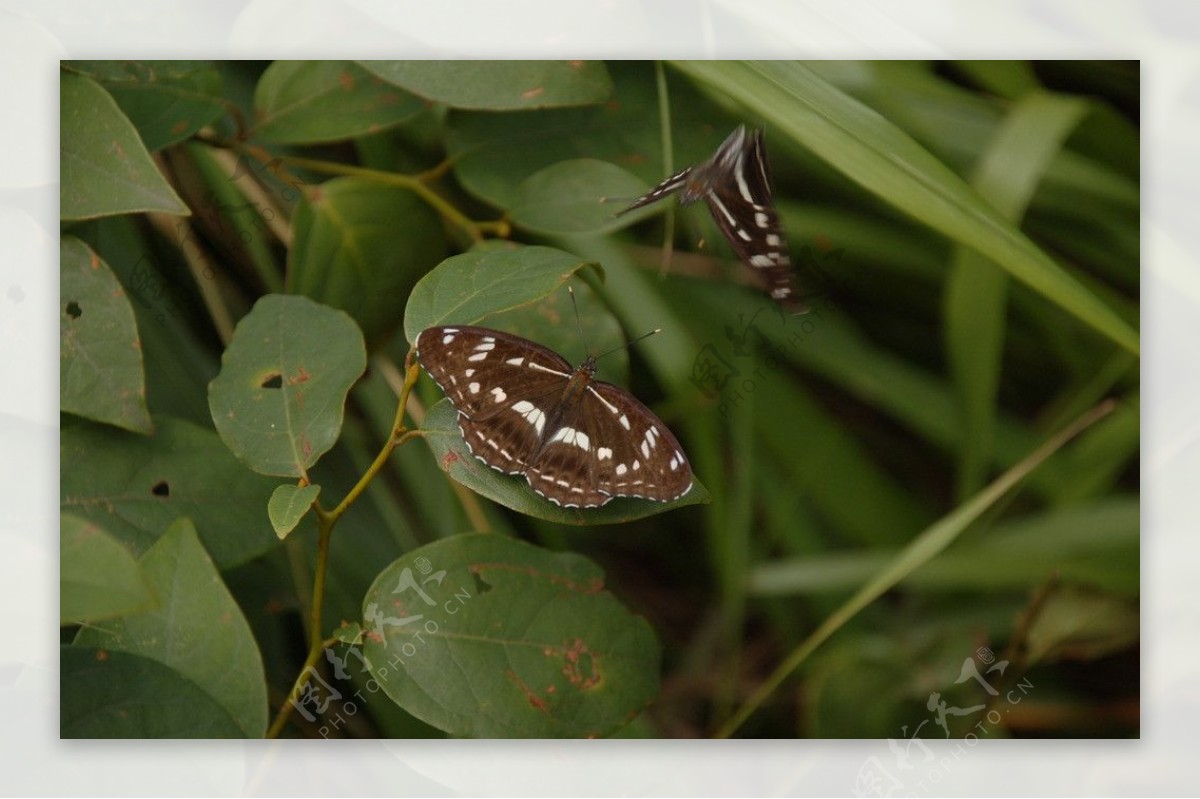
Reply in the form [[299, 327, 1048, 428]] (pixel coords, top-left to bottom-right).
[[597, 447, 612, 460], [468, 382, 480, 395], [619, 414, 631, 431], [442, 334, 456, 345], [616, 463, 627, 476], [490, 387, 507, 403], [506, 356, 524, 366], [468, 352, 488, 362], [512, 400, 546, 436], [587, 386, 621, 415]]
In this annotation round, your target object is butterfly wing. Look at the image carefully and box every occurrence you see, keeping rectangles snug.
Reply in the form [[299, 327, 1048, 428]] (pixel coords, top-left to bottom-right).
[[703, 129, 804, 313], [417, 325, 576, 473], [582, 379, 693, 503], [614, 166, 697, 216]]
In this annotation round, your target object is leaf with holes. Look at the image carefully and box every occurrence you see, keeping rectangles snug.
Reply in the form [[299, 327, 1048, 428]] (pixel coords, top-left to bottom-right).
[[208, 294, 367, 477], [288, 177, 448, 347], [361, 533, 660, 738], [267, 483, 321, 539], [72, 519, 268, 738], [420, 398, 709, 525], [60, 513, 154, 625], [60, 71, 188, 221], [359, 60, 612, 111], [402, 245, 598, 345], [60, 236, 153, 434], [254, 60, 426, 144], [60, 416, 283, 568]]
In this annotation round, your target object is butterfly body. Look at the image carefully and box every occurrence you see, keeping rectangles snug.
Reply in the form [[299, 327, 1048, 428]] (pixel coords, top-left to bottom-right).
[[618, 125, 804, 314], [416, 325, 693, 508]]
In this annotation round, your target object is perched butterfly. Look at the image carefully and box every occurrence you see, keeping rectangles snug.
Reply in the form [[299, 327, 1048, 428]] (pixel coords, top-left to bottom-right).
[[416, 325, 693, 508], [616, 125, 804, 314]]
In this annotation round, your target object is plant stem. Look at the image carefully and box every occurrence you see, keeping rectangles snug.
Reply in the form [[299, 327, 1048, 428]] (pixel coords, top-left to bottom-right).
[[264, 356, 423, 738]]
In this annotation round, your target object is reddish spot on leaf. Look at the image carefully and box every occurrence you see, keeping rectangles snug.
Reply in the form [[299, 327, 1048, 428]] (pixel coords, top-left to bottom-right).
[[505, 669, 549, 713], [95, 649, 109, 662], [338, 70, 356, 91], [90, 252, 101, 270], [441, 450, 460, 470], [288, 367, 311, 386], [521, 86, 545, 101], [171, 119, 190, 135], [567, 60, 584, 70], [560, 637, 600, 690]]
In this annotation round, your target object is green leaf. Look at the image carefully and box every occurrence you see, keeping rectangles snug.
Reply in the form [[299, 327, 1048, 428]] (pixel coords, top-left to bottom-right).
[[60, 71, 188, 220], [359, 60, 613, 111], [267, 483, 321, 539], [253, 60, 426, 144], [61, 646, 245, 738], [361, 533, 660, 737], [208, 294, 367, 477], [287, 177, 448, 347], [421, 398, 709, 525], [446, 61, 733, 210], [72, 519, 268, 737], [1026, 586, 1139, 665], [508, 159, 652, 235], [63, 60, 224, 151], [670, 60, 1138, 354], [402, 245, 598, 344], [60, 513, 154, 625], [60, 236, 153, 434], [61, 416, 282, 568], [944, 92, 1089, 498], [750, 498, 1139, 597]]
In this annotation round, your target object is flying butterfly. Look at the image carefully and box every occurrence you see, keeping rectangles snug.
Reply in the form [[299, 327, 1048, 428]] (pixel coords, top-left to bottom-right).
[[615, 125, 805, 314], [416, 324, 693, 509]]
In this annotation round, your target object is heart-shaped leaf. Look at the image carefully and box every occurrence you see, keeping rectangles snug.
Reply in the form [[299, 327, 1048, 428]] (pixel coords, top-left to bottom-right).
[[361, 533, 660, 738], [208, 294, 367, 477], [60, 236, 153, 434]]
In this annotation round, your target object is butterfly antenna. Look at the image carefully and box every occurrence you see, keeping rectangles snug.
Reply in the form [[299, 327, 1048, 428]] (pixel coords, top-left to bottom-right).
[[594, 328, 662, 363], [567, 286, 591, 358]]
